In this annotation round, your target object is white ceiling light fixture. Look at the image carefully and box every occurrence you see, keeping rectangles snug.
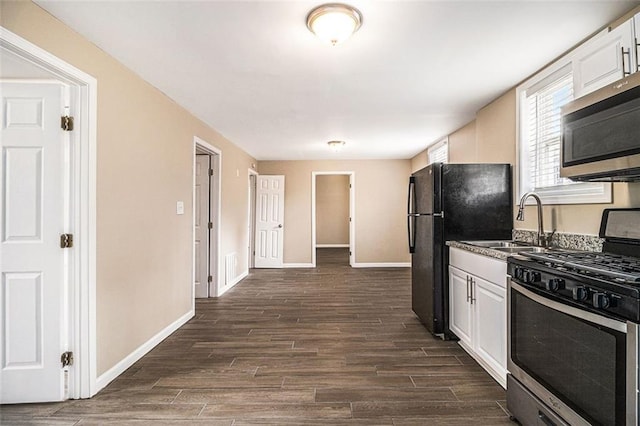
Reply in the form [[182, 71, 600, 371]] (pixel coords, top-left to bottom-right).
[[306, 3, 363, 46], [328, 140, 346, 152]]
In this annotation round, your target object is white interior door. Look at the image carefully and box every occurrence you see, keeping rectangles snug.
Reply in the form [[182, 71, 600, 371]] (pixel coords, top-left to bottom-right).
[[1, 81, 69, 403], [254, 175, 284, 268], [194, 154, 210, 298]]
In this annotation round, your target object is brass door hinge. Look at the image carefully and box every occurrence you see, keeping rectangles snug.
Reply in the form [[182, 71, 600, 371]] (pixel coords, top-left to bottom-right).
[[60, 234, 73, 248], [208, 222, 213, 230], [61, 116, 74, 131], [61, 351, 74, 367]]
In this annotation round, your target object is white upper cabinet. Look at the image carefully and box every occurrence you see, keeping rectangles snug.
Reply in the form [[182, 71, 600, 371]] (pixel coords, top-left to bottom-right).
[[572, 19, 635, 99]]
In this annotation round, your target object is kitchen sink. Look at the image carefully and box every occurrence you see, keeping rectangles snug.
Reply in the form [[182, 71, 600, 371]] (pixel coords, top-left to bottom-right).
[[460, 240, 548, 254], [492, 246, 547, 253], [462, 240, 530, 248]]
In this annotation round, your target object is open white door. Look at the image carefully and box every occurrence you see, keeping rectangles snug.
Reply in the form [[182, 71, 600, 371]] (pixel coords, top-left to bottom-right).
[[194, 154, 210, 298], [254, 175, 284, 268], [0, 82, 69, 403]]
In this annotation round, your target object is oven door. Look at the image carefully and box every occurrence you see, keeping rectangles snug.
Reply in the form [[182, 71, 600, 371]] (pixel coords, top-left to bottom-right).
[[508, 280, 638, 426]]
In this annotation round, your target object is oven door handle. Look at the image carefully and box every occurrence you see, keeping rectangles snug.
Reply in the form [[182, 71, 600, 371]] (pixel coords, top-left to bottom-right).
[[510, 281, 627, 333]]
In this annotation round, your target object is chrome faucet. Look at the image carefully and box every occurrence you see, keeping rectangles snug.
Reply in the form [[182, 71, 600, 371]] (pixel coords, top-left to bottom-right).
[[516, 192, 552, 247]]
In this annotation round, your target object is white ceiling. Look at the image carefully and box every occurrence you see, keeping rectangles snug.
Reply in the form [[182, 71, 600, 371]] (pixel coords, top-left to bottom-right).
[[36, 0, 637, 160]]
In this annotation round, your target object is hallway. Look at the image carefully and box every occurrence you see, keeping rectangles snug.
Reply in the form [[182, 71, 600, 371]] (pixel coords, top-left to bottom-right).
[[1, 249, 510, 424]]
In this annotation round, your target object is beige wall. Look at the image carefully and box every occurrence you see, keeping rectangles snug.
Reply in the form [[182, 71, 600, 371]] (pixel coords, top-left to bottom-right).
[[316, 175, 350, 245], [475, 90, 517, 164], [1, 1, 256, 375], [448, 121, 477, 163], [410, 149, 428, 173], [258, 160, 411, 264], [518, 185, 640, 235]]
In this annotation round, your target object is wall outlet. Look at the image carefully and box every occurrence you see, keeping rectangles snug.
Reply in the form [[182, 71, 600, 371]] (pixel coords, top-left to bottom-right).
[[176, 201, 184, 215]]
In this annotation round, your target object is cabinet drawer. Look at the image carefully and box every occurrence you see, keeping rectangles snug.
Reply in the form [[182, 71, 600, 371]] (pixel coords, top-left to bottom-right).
[[449, 247, 507, 287]]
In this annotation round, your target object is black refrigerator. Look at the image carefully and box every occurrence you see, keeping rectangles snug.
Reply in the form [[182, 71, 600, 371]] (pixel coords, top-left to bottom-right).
[[407, 163, 512, 337]]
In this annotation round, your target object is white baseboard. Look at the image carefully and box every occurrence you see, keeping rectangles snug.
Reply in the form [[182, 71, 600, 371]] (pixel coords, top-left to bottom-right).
[[352, 262, 411, 268], [217, 270, 248, 296], [282, 263, 314, 268], [315, 244, 349, 248], [95, 309, 194, 393]]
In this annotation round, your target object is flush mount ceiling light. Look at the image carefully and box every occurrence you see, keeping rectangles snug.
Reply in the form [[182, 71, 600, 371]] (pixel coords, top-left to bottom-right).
[[327, 140, 346, 152], [306, 3, 363, 46]]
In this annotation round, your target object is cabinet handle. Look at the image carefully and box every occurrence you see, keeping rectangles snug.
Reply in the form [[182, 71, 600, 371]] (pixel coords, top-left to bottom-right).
[[633, 38, 640, 72], [470, 278, 476, 305], [466, 276, 471, 302], [622, 47, 632, 76]]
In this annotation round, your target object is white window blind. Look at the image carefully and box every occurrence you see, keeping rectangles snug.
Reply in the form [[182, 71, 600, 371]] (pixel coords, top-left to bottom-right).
[[428, 139, 448, 164], [525, 72, 574, 190]]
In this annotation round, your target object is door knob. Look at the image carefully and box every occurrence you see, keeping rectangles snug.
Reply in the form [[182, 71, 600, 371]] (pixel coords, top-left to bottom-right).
[[278, 224, 283, 228]]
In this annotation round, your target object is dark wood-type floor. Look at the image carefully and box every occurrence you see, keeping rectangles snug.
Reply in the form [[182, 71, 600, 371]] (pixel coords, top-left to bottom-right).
[[1, 248, 512, 425]]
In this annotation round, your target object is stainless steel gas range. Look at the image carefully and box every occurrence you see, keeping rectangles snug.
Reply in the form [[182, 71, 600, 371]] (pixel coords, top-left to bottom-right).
[[507, 208, 640, 426]]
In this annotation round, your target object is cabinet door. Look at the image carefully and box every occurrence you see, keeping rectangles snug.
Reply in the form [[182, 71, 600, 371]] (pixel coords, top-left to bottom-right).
[[573, 19, 635, 99], [473, 275, 507, 384], [448, 266, 472, 347]]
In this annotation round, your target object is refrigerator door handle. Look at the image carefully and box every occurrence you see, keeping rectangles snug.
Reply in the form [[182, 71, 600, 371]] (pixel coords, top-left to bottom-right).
[[408, 214, 416, 253], [407, 176, 416, 253], [407, 176, 416, 216]]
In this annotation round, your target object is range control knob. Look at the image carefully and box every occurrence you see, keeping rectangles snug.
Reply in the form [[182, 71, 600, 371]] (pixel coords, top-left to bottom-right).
[[523, 271, 541, 284], [514, 267, 525, 281], [546, 278, 565, 292], [572, 286, 589, 302], [592, 293, 611, 309]]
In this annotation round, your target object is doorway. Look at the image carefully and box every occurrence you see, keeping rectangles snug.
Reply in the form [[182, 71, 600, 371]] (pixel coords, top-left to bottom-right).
[[193, 138, 220, 298], [311, 172, 355, 267], [0, 29, 97, 402]]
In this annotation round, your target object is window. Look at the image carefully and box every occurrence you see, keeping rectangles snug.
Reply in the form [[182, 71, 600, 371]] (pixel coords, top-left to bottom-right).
[[518, 64, 611, 204], [525, 72, 574, 189], [428, 138, 448, 164]]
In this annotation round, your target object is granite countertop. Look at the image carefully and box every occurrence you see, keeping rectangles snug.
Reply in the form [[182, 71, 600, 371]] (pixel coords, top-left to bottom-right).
[[447, 230, 604, 261], [446, 241, 512, 261]]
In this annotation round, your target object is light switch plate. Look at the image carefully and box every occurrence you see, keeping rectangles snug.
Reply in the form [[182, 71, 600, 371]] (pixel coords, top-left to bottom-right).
[[176, 201, 184, 215]]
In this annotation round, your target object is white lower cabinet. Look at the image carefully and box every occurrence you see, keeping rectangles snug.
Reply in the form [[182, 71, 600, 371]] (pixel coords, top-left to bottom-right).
[[449, 266, 473, 347], [449, 247, 507, 388]]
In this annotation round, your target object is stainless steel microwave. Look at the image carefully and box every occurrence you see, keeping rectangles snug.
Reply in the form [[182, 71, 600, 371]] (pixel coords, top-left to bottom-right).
[[561, 72, 640, 182]]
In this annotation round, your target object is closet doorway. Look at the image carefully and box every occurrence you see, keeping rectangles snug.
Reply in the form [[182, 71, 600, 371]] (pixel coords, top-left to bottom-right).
[[311, 172, 355, 267]]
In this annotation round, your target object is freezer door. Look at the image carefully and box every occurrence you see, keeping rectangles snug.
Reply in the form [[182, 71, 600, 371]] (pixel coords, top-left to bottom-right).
[[411, 163, 441, 214], [441, 164, 512, 241], [411, 214, 445, 335]]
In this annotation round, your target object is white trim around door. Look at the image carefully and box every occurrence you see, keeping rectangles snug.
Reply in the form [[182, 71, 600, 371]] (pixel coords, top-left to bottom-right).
[[0, 26, 98, 399], [311, 171, 355, 268], [247, 168, 258, 270]]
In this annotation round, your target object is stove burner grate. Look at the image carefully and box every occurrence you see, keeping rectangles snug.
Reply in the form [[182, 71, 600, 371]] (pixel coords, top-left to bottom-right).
[[524, 251, 640, 283]]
